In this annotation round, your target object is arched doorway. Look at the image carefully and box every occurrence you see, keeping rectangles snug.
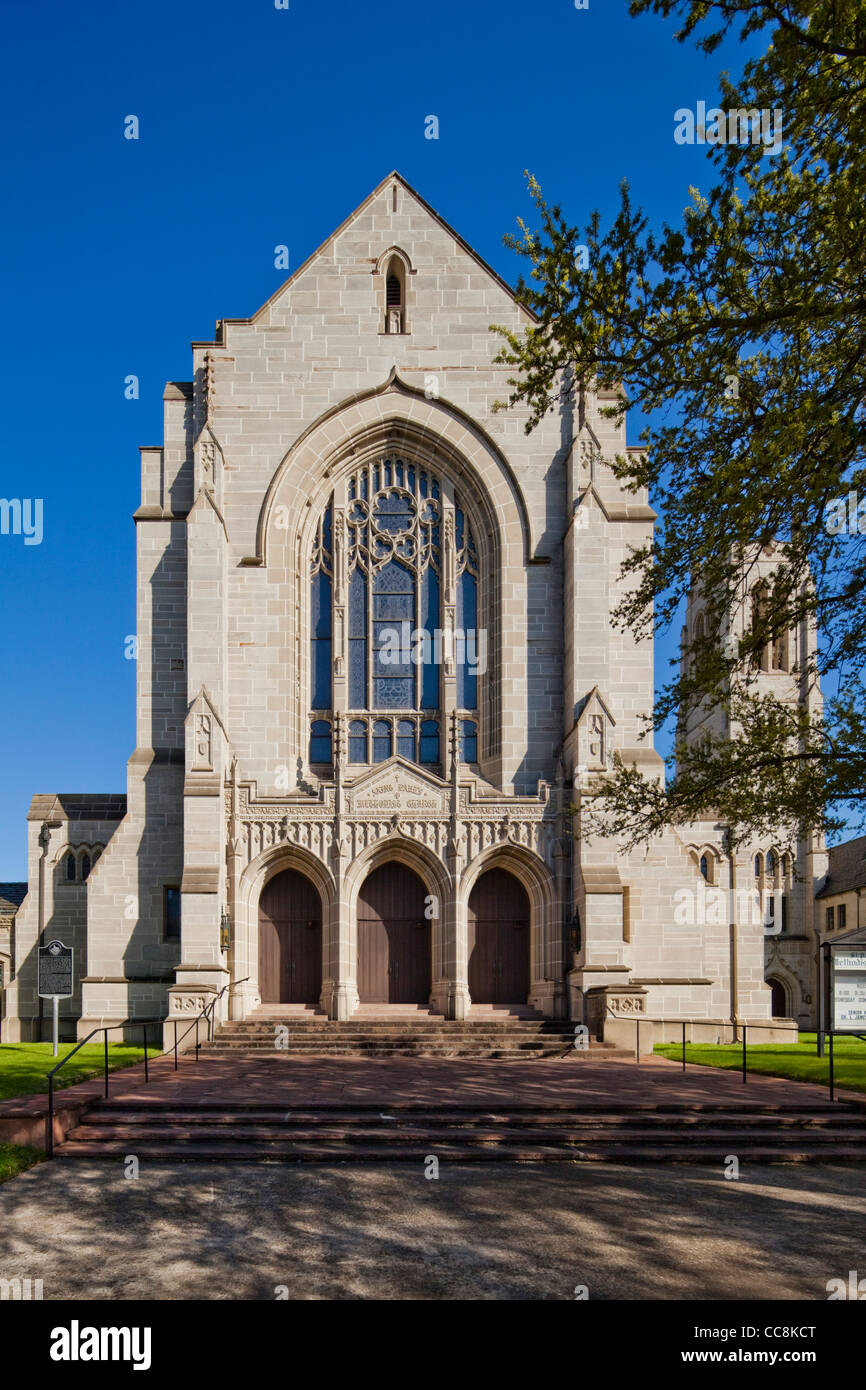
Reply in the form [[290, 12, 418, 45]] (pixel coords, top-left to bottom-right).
[[357, 863, 431, 1004], [468, 868, 530, 1004], [768, 977, 787, 1017], [258, 869, 322, 1005]]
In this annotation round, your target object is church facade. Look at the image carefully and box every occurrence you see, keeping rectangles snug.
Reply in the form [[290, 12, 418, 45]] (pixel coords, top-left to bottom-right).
[[2, 174, 821, 1047]]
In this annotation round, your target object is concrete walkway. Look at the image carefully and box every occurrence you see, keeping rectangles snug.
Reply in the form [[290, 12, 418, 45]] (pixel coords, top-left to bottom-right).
[[0, 1159, 862, 1299]]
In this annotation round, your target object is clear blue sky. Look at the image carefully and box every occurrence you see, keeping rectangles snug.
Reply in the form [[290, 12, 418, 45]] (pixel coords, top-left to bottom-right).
[[0, 0, 759, 879]]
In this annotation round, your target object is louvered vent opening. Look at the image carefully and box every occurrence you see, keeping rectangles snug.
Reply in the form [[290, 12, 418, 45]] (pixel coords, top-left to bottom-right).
[[386, 275, 402, 306]]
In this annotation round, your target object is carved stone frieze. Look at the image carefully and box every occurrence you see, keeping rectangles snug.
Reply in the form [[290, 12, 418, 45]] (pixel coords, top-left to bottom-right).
[[228, 765, 557, 874]]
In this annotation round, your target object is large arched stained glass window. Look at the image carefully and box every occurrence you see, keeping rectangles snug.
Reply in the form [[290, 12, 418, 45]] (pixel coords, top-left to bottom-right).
[[310, 457, 480, 768]]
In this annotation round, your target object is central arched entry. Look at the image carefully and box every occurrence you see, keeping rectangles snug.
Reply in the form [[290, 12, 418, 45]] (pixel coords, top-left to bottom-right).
[[357, 863, 431, 1004], [258, 869, 323, 1004], [468, 868, 530, 1004]]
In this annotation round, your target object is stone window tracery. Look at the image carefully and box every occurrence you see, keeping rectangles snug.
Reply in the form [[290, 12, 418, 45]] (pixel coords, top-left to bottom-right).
[[309, 457, 480, 770]]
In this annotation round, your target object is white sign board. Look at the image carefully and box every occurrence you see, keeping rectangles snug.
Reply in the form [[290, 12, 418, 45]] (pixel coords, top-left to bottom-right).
[[831, 947, 866, 1032]]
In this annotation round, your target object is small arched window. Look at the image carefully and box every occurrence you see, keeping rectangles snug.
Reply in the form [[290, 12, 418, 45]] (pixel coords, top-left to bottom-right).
[[65, 853, 76, 882], [348, 719, 367, 764], [309, 720, 332, 764], [80, 852, 91, 881], [396, 719, 415, 760], [460, 720, 478, 763], [766, 849, 776, 880], [751, 583, 770, 671], [419, 719, 440, 765], [372, 719, 392, 763], [699, 854, 709, 881], [754, 853, 763, 879], [384, 257, 405, 334]]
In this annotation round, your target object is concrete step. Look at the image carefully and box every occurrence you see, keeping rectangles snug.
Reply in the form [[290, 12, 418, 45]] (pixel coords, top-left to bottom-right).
[[206, 1016, 594, 1060], [202, 1048, 582, 1059], [54, 1139, 866, 1164], [54, 1092, 866, 1163], [67, 1121, 866, 1145], [73, 1106, 866, 1130], [213, 1023, 575, 1034]]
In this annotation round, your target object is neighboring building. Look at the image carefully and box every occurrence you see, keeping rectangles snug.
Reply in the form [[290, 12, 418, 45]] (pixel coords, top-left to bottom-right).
[[0, 883, 27, 1025], [816, 834, 866, 941], [3, 173, 818, 1046]]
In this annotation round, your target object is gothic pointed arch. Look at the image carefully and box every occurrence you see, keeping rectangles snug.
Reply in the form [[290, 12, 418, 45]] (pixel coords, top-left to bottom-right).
[[249, 372, 534, 792]]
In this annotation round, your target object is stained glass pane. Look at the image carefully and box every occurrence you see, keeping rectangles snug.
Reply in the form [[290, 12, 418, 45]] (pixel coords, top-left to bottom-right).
[[374, 491, 413, 535], [421, 567, 439, 709], [310, 720, 332, 763], [397, 720, 415, 760], [349, 720, 366, 764], [460, 720, 477, 763], [347, 645, 364, 708], [373, 622, 412, 676], [374, 677, 413, 708], [349, 568, 366, 637], [375, 559, 414, 595], [457, 570, 478, 710], [373, 592, 413, 620], [420, 719, 439, 764], [372, 720, 391, 763]]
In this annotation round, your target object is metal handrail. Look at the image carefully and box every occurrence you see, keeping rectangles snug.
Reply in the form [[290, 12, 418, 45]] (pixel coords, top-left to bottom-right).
[[45, 977, 249, 1156]]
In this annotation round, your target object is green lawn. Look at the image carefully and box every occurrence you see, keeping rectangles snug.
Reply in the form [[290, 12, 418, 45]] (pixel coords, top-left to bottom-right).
[[655, 1032, 866, 1095], [0, 1043, 148, 1102], [0, 1142, 43, 1183]]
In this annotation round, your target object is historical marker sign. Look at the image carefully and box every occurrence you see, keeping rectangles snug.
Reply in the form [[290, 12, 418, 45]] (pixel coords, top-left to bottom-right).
[[830, 946, 866, 1032], [38, 940, 73, 999]]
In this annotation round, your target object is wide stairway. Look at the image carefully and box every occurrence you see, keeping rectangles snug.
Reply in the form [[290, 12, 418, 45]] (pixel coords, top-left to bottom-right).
[[56, 1098, 866, 1163], [204, 1006, 596, 1059]]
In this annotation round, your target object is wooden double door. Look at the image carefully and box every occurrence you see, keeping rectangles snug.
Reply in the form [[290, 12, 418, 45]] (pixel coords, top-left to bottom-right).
[[258, 869, 323, 1004], [468, 868, 530, 1004], [357, 863, 431, 1004]]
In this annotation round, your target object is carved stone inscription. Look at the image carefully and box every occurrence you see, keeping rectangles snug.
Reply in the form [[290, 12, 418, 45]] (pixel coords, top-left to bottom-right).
[[354, 774, 442, 815]]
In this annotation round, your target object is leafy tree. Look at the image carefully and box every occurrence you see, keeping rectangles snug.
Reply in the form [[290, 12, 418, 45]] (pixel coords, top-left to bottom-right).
[[493, 0, 866, 848]]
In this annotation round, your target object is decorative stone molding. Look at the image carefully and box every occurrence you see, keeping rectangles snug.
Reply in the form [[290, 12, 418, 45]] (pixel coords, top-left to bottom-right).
[[229, 762, 558, 876], [167, 986, 216, 1018], [574, 687, 616, 779], [584, 983, 649, 1038], [606, 992, 647, 1016]]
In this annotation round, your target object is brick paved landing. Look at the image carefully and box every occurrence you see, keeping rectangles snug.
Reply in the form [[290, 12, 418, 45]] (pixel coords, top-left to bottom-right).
[[40, 1051, 857, 1109], [40, 1053, 866, 1163]]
